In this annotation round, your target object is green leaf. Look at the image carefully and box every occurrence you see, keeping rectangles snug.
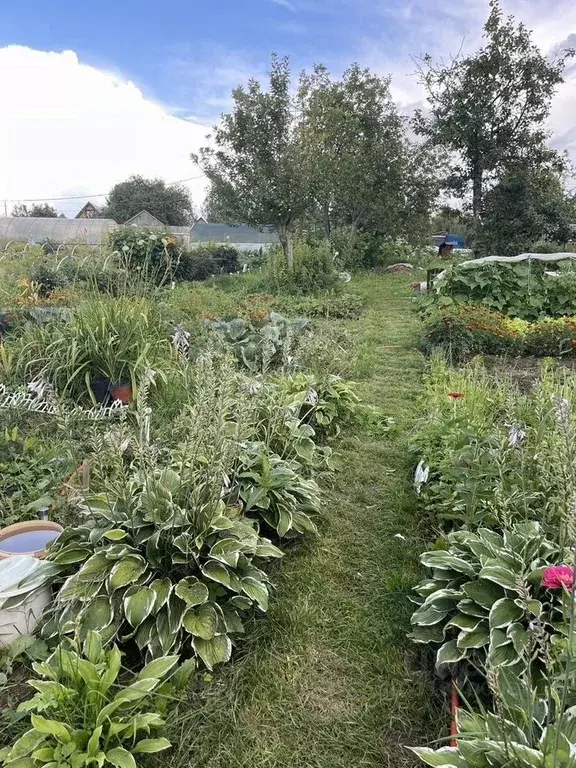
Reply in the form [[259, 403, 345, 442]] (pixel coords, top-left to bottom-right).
[[201, 561, 232, 589], [82, 631, 103, 664], [80, 596, 113, 632], [507, 622, 531, 656], [409, 746, 465, 766], [150, 578, 172, 613], [103, 530, 128, 541], [175, 578, 209, 607], [480, 566, 518, 591], [132, 739, 171, 754], [446, 613, 482, 632], [105, 747, 136, 768], [100, 644, 122, 691], [156, 609, 176, 654], [456, 625, 490, 649], [87, 726, 102, 757], [255, 541, 284, 559], [30, 716, 71, 744], [209, 539, 244, 568], [489, 598, 523, 629], [420, 552, 476, 578], [137, 656, 179, 681], [124, 586, 156, 628], [241, 577, 268, 611], [51, 547, 92, 565], [4, 730, 46, 760], [183, 603, 219, 640], [108, 556, 147, 591], [489, 641, 520, 667], [462, 580, 505, 609], [193, 634, 232, 670], [436, 640, 465, 666]]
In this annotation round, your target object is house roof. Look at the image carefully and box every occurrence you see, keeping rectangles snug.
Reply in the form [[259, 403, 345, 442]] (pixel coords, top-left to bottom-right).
[[190, 222, 279, 245], [123, 210, 166, 227], [75, 201, 101, 218], [0, 217, 117, 245]]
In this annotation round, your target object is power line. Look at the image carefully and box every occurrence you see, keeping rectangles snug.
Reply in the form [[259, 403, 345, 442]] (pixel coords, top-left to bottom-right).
[[3, 175, 206, 204]]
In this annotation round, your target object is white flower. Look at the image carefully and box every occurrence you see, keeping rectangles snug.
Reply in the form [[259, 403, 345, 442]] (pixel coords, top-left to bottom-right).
[[247, 380, 263, 395], [27, 379, 46, 397], [414, 460, 429, 494], [506, 423, 526, 448], [122, 245, 130, 252]]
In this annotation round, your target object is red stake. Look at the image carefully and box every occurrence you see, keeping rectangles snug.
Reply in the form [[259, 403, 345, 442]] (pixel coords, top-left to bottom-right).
[[450, 678, 459, 747]]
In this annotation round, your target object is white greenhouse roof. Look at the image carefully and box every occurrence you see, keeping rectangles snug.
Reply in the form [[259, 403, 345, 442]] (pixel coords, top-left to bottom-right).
[[0, 217, 117, 245]]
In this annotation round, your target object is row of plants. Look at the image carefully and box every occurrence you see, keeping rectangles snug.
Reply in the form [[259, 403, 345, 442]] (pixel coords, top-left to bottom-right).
[[0, 264, 371, 766], [408, 355, 576, 766], [424, 259, 576, 322], [420, 303, 576, 362]]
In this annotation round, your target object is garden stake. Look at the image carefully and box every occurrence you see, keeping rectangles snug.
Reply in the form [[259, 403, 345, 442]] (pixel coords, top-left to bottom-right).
[[450, 676, 460, 747]]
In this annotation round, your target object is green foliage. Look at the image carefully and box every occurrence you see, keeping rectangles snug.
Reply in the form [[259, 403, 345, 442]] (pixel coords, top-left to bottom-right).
[[45, 466, 283, 665], [8, 296, 173, 399], [209, 313, 307, 372], [435, 260, 576, 321], [263, 241, 340, 295], [482, 160, 576, 257], [102, 175, 193, 226], [0, 632, 174, 768], [412, 667, 576, 767], [411, 521, 566, 673], [0, 426, 72, 527], [108, 228, 181, 286], [194, 55, 309, 267], [12, 203, 61, 219], [298, 64, 436, 241], [415, 0, 573, 231], [274, 292, 363, 319]]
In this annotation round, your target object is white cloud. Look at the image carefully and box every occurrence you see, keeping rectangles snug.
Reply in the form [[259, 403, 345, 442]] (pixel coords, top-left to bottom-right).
[[0, 46, 209, 218]]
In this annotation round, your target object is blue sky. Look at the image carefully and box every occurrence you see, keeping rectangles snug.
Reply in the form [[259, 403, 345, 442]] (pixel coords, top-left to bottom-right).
[[1, 0, 575, 215]]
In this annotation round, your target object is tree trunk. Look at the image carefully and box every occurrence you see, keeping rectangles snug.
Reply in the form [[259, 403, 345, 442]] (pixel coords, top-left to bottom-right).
[[277, 225, 294, 271], [472, 164, 484, 254]]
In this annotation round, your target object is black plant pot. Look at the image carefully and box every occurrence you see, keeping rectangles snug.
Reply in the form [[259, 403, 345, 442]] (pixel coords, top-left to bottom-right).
[[91, 377, 111, 405]]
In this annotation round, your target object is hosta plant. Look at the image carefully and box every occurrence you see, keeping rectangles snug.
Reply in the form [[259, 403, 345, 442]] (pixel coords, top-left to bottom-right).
[[411, 522, 567, 673], [0, 631, 176, 768], [411, 667, 576, 767], [277, 374, 361, 438], [44, 466, 283, 667], [234, 442, 322, 537]]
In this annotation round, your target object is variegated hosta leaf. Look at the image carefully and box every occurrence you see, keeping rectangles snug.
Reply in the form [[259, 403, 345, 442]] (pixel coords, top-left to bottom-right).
[[192, 634, 232, 670], [124, 587, 156, 628], [174, 578, 209, 607]]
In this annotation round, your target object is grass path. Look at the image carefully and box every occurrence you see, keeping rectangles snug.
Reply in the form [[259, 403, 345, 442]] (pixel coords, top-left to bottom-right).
[[164, 274, 444, 768]]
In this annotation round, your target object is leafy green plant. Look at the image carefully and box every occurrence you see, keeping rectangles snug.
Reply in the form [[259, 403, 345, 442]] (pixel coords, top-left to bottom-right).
[[0, 632, 175, 768], [411, 522, 567, 673], [108, 228, 180, 286], [263, 241, 340, 296], [412, 666, 576, 767], [273, 292, 364, 319], [209, 313, 307, 372], [234, 443, 321, 537], [8, 297, 174, 400], [44, 465, 284, 667], [277, 373, 361, 437]]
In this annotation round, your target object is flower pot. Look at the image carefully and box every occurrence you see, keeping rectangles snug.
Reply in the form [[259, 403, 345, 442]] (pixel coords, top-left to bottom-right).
[[0, 520, 63, 560], [110, 383, 133, 404], [0, 556, 55, 648], [90, 377, 111, 404]]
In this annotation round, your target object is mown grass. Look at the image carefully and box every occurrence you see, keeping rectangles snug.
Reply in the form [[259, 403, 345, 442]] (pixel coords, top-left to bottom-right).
[[158, 273, 445, 768]]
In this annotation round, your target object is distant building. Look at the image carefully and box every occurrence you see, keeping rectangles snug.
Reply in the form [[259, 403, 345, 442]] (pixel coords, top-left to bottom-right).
[[124, 210, 165, 228], [75, 202, 101, 219], [0, 217, 117, 246], [190, 221, 279, 252]]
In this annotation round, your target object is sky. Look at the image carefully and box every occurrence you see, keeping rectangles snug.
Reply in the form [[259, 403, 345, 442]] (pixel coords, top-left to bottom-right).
[[1, 0, 576, 218]]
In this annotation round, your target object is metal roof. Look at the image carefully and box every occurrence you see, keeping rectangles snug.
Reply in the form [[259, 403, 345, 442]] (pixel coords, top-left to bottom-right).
[[190, 222, 279, 245], [0, 217, 117, 245]]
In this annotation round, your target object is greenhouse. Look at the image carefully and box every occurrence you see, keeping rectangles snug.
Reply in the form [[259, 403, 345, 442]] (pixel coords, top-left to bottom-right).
[[0, 216, 117, 246]]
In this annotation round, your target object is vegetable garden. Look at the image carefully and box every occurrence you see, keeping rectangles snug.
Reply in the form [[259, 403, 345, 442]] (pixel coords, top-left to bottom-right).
[[1, 235, 576, 767]]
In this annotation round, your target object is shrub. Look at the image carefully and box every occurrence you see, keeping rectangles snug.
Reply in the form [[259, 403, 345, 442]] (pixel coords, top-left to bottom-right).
[[263, 241, 340, 295], [108, 228, 180, 285], [174, 250, 215, 282], [274, 292, 363, 319]]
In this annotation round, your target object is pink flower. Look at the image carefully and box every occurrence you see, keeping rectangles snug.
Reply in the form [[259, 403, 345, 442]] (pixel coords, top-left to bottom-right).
[[542, 566, 575, 590]]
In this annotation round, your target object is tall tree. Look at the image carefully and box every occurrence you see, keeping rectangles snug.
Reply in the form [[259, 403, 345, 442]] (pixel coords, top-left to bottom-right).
[[415, 0, 573, 236], [193, 55, 308, 269], [483, 159, 576, 256], [12, 203, 62, 217], [102, 176, 193, 226], [298, 64, 435, 241]]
